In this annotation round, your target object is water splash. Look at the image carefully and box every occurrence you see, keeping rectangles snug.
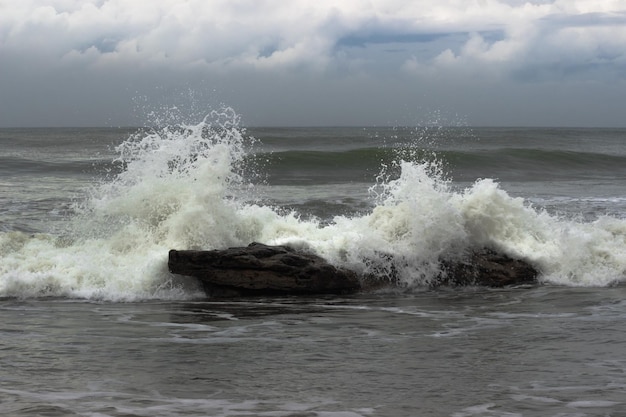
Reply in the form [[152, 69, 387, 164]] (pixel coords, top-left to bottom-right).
[[0, 108, 261, 300], [71, 107, 258, 248]]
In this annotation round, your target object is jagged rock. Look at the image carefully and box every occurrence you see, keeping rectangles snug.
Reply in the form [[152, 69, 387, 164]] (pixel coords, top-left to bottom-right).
[[168, 243, 539, 297], [168, 242, 361, 297]]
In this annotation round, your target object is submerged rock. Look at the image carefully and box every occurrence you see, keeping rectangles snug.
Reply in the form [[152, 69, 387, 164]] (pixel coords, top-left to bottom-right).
[[168, 243, 539, 297]]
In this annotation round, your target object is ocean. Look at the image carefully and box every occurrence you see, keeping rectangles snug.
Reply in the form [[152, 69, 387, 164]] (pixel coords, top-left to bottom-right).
[[1, 110, 625, 416]]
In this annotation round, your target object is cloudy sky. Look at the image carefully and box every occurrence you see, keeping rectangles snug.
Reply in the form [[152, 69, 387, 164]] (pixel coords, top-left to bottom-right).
[[1, 0, 625, 127]]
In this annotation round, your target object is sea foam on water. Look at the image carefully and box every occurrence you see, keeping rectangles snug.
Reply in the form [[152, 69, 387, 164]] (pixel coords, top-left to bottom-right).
[[1, 110, 626, 300]]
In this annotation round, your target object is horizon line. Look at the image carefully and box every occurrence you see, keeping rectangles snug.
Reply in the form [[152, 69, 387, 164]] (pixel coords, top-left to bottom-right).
[[1, 124, 626, 129]]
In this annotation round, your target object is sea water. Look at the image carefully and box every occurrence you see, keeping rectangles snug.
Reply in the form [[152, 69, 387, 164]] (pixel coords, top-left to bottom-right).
[[1, 110, 625, 416]]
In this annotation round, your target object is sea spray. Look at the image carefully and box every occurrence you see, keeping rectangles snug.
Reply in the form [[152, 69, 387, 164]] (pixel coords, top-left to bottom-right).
[[356, 160, 468, 286], [0, 108, 262, 300], [455, 179, 626, 286], [72, 108, 259, 248], [262, 158, 626, 287]]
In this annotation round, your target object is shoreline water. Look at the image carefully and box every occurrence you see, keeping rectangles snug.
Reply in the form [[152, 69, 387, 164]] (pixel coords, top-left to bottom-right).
[[2, 286, 625, 416]]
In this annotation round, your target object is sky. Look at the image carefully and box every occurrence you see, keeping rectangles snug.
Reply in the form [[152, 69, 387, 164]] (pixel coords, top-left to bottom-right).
[[1, 0, 626, 127]]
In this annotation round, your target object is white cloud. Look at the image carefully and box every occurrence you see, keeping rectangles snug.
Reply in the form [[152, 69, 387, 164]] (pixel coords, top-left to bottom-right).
[[1, 0, 625, 126], [2, 0, 624, 73]]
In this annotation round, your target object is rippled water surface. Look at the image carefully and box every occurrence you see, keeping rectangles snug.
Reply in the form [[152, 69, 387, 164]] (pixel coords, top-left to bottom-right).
[[2, 286, 625, 416]]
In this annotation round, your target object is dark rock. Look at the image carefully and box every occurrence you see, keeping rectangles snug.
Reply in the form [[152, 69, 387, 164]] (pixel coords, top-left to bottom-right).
[[168, 242, 361, 297], [168, 243, 539, 298], [358, 248, 538, 289], [440, 249, 538, 287]]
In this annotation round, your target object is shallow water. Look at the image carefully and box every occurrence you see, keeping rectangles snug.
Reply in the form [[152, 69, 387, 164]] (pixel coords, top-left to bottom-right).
[[2, 286, 625, 416]]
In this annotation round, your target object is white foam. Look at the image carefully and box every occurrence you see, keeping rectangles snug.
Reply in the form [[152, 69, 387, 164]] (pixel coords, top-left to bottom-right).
[[452, 403, 522, 417], [0, 387, 368, 417], [454, 179, 626, 286], [567, 400, 621, 408]]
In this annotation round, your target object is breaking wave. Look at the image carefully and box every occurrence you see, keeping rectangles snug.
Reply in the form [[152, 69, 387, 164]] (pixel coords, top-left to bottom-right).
[[1, 109, 626, 300]]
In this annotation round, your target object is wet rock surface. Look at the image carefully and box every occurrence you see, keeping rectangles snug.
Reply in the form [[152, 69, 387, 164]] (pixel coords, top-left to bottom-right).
[[441, 249, 538, 287], [168, 243, 361, 297], [168, 243, 539, 297]]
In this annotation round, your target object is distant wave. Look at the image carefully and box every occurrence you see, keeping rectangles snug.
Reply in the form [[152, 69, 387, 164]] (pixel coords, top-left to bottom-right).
[[0, 156, 113, 176], [254, 147, 626, 184]]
